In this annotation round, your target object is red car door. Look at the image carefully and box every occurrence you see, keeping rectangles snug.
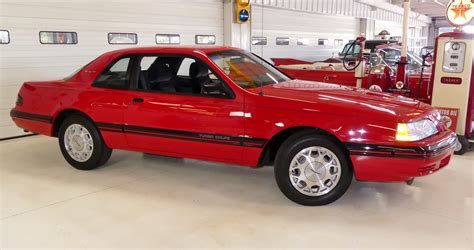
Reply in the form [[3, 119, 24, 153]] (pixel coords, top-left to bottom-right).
[[123, 55, 245, 162]]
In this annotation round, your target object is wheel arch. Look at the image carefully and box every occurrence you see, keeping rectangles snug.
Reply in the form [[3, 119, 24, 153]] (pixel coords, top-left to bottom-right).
[[258, 126, 350, 167], [52, 108, 95, 137]]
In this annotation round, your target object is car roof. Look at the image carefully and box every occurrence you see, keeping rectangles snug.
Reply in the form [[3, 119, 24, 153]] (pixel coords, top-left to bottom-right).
[[102, 46, 240, 57]]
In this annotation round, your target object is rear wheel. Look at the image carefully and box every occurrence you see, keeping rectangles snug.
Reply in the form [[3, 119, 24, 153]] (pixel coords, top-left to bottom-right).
[[274, 133, 353, 206], [58, 115, 112, 170]]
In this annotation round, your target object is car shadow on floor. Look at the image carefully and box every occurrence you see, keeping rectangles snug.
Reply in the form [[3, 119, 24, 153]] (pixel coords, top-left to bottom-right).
[[99, 150, 423, 209]]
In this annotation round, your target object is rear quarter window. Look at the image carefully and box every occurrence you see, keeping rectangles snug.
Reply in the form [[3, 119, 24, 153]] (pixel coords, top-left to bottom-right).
[[94, 57, 131, 89]]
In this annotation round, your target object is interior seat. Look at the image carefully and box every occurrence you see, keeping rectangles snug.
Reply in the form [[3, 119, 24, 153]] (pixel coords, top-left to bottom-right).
[[189, 62, 210, 94], [146, 61, 176, 92]]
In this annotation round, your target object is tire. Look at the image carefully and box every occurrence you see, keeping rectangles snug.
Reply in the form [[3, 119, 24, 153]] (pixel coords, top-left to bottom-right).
[[454, 135, 470, 156], [274, 133, 353, 206], [58, 114, 112, 170]]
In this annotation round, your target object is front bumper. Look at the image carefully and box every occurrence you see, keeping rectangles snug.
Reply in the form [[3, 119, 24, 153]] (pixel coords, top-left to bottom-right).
[[347, 132, 457, 182]]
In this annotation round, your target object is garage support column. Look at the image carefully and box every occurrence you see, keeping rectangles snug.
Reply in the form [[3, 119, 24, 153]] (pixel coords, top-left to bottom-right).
[[359, 18, 375, 39], [223, 0, 251, 50], [427, 24, 436, 47]]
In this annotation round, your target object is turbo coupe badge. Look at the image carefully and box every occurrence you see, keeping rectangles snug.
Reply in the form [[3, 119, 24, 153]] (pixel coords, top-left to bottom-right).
[[447, 0, 473, 27]]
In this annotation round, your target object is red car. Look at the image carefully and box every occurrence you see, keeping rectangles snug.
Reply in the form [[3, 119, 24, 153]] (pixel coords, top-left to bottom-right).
[[10, 46, 457, 206]]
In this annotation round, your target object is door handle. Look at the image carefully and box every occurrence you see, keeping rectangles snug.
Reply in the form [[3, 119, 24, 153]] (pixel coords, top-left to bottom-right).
[[132, 98, 144, 103]]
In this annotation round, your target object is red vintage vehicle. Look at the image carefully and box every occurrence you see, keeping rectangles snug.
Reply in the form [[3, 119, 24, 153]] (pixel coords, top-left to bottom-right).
[[10, 46, 456, 206], [273, 46, 433, 103]]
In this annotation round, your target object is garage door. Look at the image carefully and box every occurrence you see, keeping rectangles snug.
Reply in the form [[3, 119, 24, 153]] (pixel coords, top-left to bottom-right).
[[0, 0, 223, 139], [250, 5, 359, 62], [374, 20, 403, 38]]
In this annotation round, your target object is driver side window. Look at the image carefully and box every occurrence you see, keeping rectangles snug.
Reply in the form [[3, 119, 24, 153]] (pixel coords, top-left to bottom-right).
[[135, 55, 232, 98]]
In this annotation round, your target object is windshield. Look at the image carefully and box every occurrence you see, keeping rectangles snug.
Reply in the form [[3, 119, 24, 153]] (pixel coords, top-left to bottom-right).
[[341, 42, 361, 56], [371, 48, 428, 73], [208, 50, 290, 89]]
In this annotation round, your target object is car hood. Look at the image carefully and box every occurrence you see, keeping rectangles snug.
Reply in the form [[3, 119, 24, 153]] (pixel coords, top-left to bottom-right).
[[251, 80, 431, 121]]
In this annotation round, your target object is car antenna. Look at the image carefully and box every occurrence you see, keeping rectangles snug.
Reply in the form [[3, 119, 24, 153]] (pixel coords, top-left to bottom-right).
[[259, 4, 265, 96]]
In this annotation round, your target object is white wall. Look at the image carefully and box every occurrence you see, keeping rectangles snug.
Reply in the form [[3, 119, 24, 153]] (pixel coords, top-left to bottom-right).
[[251, 0, 432, 26], [374, 20, 403, 37], [0, 0, 224, 138], [251, 5, 359, 62], [249, 0, 432, 61]]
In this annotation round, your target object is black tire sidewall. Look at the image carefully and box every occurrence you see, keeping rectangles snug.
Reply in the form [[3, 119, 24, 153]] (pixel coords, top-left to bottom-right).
[[454, 135, 470, 155], [58, 115, 107, 170], [275, 135, 353, 206]]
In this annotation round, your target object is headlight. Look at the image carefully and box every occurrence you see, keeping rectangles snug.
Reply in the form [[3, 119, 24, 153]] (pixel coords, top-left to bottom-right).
[[396, 119, 438, 141]]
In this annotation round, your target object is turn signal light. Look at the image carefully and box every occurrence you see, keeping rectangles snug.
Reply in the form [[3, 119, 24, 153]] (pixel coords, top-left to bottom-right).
[[395, 123, 411, 141]]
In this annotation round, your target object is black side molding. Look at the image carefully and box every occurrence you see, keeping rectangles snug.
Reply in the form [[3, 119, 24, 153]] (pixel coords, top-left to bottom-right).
[[10, 110, 53, 124], [345, 133, 457, 159]]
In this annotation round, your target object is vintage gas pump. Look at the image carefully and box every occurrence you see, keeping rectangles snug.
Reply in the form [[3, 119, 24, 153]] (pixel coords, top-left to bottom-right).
[[430, 0, 473, 155]]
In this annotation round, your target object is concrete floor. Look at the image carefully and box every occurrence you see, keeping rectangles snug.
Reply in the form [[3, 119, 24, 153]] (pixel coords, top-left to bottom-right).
[[0, 136, 472, 249]]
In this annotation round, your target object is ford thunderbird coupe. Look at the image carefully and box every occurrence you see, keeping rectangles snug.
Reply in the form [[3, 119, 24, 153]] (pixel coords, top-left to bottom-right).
[[11, 46, 457, 205]]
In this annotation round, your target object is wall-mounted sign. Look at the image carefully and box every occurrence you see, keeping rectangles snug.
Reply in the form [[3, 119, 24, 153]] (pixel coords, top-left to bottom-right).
[[446, 0, 473, 27], [441, 76, 463, 84], [239, 9, 249, 22], [236, 0, 250, 24]]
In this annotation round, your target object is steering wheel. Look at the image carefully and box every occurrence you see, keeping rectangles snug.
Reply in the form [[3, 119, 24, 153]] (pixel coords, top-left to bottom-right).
[[343, 38, 364, 71]]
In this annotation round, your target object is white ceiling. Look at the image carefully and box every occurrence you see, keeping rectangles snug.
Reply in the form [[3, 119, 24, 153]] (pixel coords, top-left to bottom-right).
[[391, 0, 450, 18]]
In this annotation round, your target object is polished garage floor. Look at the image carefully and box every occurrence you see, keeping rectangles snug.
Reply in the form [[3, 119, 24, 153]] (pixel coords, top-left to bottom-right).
[[1, 136, 472, 249]]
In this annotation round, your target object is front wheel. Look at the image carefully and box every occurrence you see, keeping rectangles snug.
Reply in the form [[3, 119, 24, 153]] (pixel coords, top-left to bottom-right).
[[274, 134, 353, 206], [58, 115, 112, 170]]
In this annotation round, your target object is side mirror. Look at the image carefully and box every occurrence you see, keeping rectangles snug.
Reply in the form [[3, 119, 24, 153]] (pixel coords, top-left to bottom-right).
[[202, 83, 227, 97]]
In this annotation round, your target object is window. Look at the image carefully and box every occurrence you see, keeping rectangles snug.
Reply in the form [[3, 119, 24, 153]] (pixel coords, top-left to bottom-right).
[[39, 31, 77, 44], [341, 43, 361, 57], [297, 38, 310, 46], [195, 35, 216, 45], [318, 39, 329, 46], [251, 37, 267, 45], [108, 33, 137, 44], [136, 55, 231, 98], [208, 50, 290, 89], [334, 39, 344, 46], [0, 30, 10, 44], [156, 34, 180, 44], [94, 57, 131, 89], [276, 37, 290, 45]]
